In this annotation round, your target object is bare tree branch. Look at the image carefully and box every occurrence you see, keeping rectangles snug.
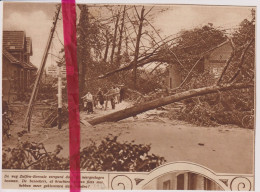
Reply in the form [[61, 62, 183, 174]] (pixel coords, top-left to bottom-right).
[[133, 6, 141, 20], [170, 57, 204, 92], [228, 38, 254, 83], [144, 6, 154, 17], [144, 18, 188, 72], [216, 39, 235, 85]]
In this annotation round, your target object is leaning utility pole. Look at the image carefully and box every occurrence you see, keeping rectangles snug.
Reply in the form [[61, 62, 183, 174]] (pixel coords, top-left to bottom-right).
[[23, 5, 61, 132], [57, 63, 62, 129]]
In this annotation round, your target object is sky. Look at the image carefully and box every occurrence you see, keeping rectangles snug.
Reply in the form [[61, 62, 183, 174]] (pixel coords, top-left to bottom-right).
[[153, 5, 253, 36], [3, 2, 64, 68], [2, 2, 254, 68]]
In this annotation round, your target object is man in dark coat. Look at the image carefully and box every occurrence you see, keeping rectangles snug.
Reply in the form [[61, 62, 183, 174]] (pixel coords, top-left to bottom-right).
[[97, 88, 104, 109]]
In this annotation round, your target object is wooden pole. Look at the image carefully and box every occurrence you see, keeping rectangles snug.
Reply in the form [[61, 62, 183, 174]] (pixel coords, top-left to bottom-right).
[[23, 5, 61, 132], [57, 64, 62, 129]]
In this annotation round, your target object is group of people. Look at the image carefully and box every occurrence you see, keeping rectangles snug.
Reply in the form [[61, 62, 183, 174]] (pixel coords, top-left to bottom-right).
[[81, 86, 126, 114]]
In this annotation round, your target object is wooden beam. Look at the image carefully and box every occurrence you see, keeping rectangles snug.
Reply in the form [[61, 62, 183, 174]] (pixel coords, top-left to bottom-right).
[[23, 5, 61, 132]]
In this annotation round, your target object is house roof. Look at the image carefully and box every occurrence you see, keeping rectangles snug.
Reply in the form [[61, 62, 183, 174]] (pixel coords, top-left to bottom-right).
[[3, 49, 37, 70], [26, 37, 33, 55], [203, 40, 231, 56], [3, 31, 26, 51], [26, 62, 38, 70], [3, 31, 37, 70], [21, 62, 31, 69], [2, 49, 20, 64]]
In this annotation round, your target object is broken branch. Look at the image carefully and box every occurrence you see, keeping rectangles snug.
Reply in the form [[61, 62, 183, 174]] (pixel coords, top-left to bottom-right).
[[88, 82, 253, 125]]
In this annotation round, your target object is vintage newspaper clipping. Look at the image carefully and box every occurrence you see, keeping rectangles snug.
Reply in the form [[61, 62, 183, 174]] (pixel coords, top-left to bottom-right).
[[1, 1, 256, 191]]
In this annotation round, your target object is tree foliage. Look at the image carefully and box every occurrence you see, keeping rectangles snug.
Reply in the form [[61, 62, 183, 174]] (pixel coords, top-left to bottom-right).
[[171, 10, 255, 128], [3, 137, 166, 171]]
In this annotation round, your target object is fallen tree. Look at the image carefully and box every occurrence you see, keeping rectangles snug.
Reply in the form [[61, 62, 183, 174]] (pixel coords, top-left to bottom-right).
[[88, 83, 253, 125], [98, 39, 233, 80]]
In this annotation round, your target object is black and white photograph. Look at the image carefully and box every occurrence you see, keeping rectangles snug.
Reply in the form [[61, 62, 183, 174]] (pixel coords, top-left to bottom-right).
[[1, 1, 256, 191]]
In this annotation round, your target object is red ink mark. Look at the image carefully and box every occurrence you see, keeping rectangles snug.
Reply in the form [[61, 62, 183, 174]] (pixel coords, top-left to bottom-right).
[[67, 66, 75, 75], [62, 0, 81, 191]]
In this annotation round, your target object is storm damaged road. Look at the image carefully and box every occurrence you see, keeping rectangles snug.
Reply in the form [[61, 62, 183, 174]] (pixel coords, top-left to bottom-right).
[[3, 101, 254, 175]]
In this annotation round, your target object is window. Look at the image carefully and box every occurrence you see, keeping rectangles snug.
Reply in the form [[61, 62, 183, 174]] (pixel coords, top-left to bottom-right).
[[177, 174, 185, 190], [24, 55, 28, 63], [212, 67, 222, 78]]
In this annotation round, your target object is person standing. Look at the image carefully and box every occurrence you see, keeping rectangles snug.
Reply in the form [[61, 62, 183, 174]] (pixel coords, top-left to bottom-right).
[[97, 88, 104, 109], [106, 87, 116, 109], [115, 86, 120, 104], [120, 85, 126, 103], [82, 92, 94, 113]]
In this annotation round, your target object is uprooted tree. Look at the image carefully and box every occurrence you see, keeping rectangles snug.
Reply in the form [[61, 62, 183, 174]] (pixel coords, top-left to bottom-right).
[[87, 9, 255, 128], [88, 83, 253, 125]]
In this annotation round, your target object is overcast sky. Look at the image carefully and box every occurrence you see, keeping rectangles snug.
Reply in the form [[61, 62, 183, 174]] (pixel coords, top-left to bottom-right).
[[3, 2, 254, 68], [3, 2, 64, 68]]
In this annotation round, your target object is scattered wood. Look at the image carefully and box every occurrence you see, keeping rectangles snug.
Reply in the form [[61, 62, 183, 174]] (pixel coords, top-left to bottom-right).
[[88, 83, 253, 125], [43, 106, 68, 128]]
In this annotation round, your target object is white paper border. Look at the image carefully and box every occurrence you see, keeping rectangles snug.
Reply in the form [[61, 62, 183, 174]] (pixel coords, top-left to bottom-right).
[[0, 0, 259, 192]]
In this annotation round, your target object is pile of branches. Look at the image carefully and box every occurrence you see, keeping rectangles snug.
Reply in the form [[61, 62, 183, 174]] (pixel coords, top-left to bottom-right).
[[165, 15, 255, 129], [170, 91, 254, 129], [80, 136, 166, 171], [165, 72, 254, 129], [43, 105, 69, 128], [2, 141, 69, 170], [163, 70, 254, 129], [3, 137, 166, 171]]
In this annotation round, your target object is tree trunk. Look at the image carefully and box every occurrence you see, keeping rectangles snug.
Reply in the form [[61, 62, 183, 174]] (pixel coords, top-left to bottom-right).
[[133, 6, 145, 89], [77, 5, 90, 95], [116, 5, 126, 67], [103, 29, 110, 62], [110, 11, 120, 65], [88, 83, 253, 125]]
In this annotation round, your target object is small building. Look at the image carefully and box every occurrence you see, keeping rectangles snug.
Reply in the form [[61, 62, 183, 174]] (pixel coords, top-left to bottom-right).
[[166, 41, 233, 89], [2, 31, 38, 102], [204, 41, 233, 79]]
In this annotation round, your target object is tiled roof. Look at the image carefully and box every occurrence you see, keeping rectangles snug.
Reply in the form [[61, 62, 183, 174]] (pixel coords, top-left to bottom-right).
[[26, 62, 38, 70], [3, 49, 19, 64], [3, 49, 37, 70], [26, 37, 33, 55], [3, 31, 26, 51], [204, 40, 231, 56]]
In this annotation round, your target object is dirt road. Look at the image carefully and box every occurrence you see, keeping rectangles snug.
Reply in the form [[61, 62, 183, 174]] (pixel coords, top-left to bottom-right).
[[3, 101, 254, 174]]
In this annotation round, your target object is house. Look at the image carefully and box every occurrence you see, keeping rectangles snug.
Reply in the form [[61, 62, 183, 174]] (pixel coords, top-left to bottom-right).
[[166, 41, 233, 89], [2, 31, 38, 102], [143, 171, 221, 190]]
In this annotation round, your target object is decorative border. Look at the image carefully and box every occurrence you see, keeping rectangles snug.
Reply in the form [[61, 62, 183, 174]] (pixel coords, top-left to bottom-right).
[[2, 162, 254, 190], [108, 162, 254, 190]]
